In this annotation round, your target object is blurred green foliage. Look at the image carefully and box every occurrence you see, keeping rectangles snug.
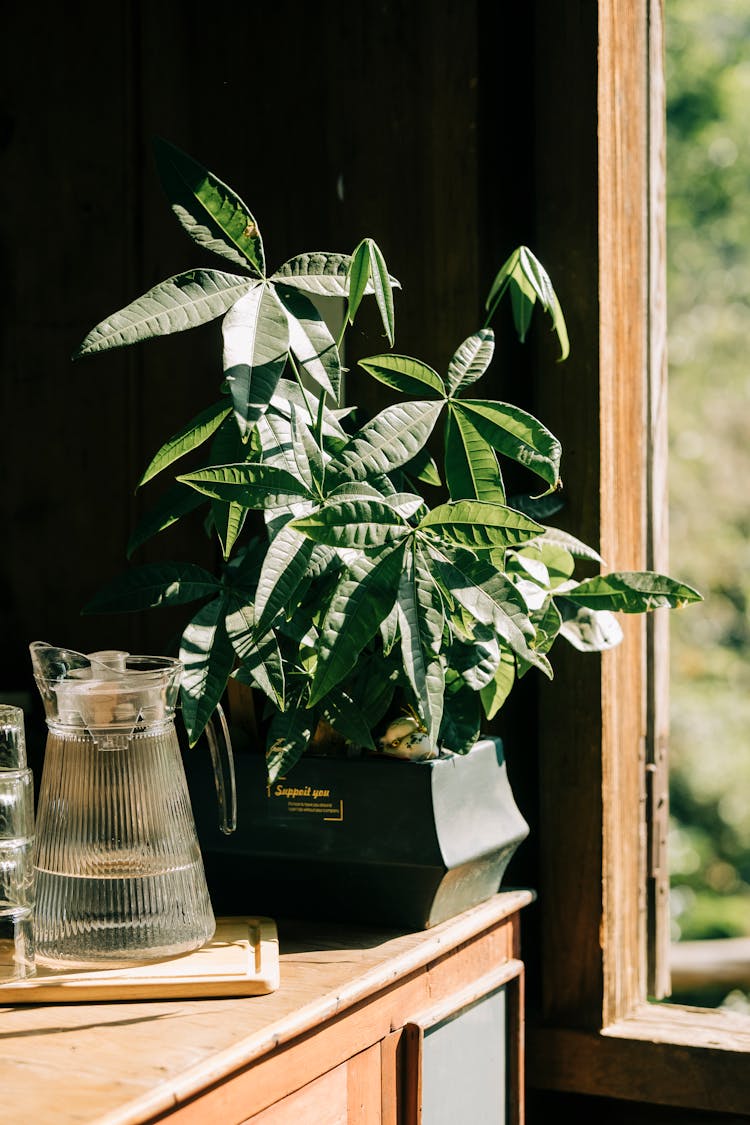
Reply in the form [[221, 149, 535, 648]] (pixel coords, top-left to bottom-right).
[[667, 0, 750, 993]]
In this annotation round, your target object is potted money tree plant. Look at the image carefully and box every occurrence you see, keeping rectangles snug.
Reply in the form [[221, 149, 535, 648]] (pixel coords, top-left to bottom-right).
[[76, 140, 701, 929]]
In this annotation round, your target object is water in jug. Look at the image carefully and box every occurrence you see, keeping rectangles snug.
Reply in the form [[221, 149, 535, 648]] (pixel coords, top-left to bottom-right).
[[29, 642, 236, 969]]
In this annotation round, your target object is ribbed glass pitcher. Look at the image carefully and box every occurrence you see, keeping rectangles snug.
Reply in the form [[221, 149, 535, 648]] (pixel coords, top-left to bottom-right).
[[29, 643, 236, 969]]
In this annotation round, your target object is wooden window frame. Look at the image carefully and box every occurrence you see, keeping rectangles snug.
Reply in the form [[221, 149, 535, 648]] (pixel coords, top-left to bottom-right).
[[524, 1, 750, 1115]]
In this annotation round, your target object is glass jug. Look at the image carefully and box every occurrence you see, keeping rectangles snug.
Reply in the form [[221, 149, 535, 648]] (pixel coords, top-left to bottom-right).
[[29, 642, 236, 969]]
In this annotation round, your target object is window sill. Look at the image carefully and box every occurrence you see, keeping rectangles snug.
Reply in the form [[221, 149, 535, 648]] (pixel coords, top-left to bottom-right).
[[528, 1004, 750, 1115]]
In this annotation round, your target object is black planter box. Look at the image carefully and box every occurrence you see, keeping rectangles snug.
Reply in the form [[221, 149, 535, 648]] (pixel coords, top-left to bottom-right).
[[186, 736, 529, 931]]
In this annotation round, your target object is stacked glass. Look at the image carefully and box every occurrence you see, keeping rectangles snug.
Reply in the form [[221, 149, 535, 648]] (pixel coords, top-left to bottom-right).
[[0, 706, 35, 981]]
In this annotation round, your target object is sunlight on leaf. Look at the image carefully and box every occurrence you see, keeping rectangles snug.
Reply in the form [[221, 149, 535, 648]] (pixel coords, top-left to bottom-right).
[[484, 245, 570, 361], [75, 272, 256, 357], [154, 138, 265, 275]]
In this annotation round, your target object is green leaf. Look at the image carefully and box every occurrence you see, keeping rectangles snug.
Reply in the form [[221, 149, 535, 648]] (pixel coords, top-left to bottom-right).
[[529, 597, 563, 654], [309, 545, 406, 706], [358, 354, 445, 398], [178, 462, 311, 505], [278, 286, 341, 400], [455, 399, 562, 488], [449, 627, 501, 692], [139, 401, 232, 487], [346, 239, 372, 324], [251, 415, 293, 482], [327, 481, 391, 502], [222, 536, 267, 596], [208, 415, 250, 560], [346, 655, 398, 730], [484, 245, 570, 361], [380, 602, 400, 655], [445, 330, 495, 396], [396, 542, 445, 747], [269, 380, 348, 440], [516, 246, 569, 359], [322, 688, 376, 750], [403, 446, 442, 487], [517, 540, 575, 588], [290, 406, 324, 493], [556, 601, 624, 652], [426, 545, 551, 676], [561, 571, 703, 613], [480, 649, 516, 720], [439, 687, 482, 755], [225, 601, 285, 708], [528, 526, 603, 564], [83, 562, 219, 614], [254, 524, 317, 635], [271, 252, 355, 297], [510, 267, 535, 341], [367, 239, 395, 346], [382, 492, 425, 519], [180, 596, 236, 747], [515, 649, 553, 682], [444, 407, 506, 502], [507, 550, 551, 593], [419, 500, 543, 550], [223, 283, 290, 435], [126, 483, 206, 558], [291, 497, 409, 550], [153, 138, 265, 275], [271, 252, 400, 298], [266, 704, 314, 782], [507, 492, 564, 521], [213, 501, 247, 561], [74, 271, 257, 357], [332, 400, 443, 483]]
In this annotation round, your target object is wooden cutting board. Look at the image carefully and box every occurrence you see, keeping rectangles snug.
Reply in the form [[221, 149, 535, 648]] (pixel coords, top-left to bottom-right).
[[0, 916, 279, 1002]]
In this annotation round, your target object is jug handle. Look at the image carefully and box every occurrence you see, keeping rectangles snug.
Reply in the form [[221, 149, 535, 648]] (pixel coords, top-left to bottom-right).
[[205, 702, 237, 835]]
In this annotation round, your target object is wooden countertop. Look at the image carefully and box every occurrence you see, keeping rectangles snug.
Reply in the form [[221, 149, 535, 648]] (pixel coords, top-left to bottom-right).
[[0, 890, 532, 1125]]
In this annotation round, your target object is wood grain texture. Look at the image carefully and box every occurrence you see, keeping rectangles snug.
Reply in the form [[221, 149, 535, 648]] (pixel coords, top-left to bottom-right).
[[529, 0, 653, 1030], [244, 1064, 349, 1125], [0, 892, 530, 1125], [598, 0, 650, 1029], [379, 1032, 403, 1125], [0, 2, 142, 680], [509, 966, 526, 1125], [0, 917, 280, 1002], [530, 1003, 750, 1115], [645, 0, 672, 1002], [530, 0, 606, 1030], [151, 909, 521, 1123], [347, 1044, 382, 1125]]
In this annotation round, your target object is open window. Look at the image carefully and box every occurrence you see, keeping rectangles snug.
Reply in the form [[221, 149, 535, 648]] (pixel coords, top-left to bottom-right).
[[510, 1, 750, 1115]]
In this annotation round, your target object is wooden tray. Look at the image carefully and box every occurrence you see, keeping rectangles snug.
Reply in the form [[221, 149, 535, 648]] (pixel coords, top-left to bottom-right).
[[0, 916, 279, 1002]]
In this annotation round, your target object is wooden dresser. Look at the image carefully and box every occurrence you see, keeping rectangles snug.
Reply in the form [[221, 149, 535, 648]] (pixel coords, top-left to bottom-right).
[[0, 890, 532, 1125]]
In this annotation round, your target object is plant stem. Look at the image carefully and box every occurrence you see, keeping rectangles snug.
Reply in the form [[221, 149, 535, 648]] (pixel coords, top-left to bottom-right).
[[287, 351, 315, 421], [335, 306, 350, 353], [482, 295, 500, 330], [288, 351, 327, 484], [314, 385, 326, 450]]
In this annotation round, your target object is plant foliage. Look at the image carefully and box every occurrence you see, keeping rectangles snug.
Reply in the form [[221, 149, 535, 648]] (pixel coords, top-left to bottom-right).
[[76, 140, 702, 780]]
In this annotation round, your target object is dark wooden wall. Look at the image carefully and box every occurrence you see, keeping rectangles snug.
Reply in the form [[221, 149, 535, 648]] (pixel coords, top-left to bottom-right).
[[1, 0, 534, 694], [1, 0, 547, 787]]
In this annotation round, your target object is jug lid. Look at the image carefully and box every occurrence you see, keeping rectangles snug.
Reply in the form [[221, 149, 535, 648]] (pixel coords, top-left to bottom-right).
[[29, 642, 182, 744]]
